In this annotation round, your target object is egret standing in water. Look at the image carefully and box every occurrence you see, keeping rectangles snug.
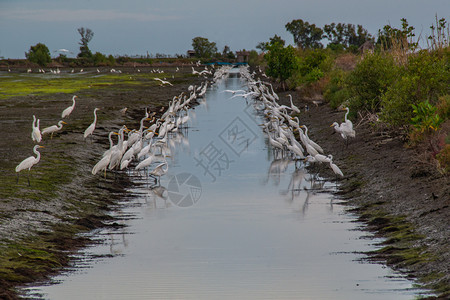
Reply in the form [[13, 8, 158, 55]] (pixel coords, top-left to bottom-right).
[[149, 162, 169, 185], [15, 145, 44, 185], [62, 95, 77, 119], [84, 108, 99, 140], [42, 120, 67, 139]]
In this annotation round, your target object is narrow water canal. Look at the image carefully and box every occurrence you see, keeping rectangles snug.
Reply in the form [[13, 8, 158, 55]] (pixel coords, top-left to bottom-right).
[[26, 68, 426, 299]]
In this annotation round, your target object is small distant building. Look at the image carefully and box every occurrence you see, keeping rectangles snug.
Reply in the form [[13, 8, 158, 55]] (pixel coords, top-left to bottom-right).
[[186, 50, 196, 58], [236, 50, 250, 63], [359, 41, 375, 54]]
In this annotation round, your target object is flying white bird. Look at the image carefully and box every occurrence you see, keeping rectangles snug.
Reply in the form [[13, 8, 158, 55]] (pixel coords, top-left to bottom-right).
[[154, 78, 173, 86]]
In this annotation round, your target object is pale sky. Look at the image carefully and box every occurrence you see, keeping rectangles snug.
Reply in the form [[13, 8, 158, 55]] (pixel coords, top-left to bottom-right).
[[0, 0, 448, 59]]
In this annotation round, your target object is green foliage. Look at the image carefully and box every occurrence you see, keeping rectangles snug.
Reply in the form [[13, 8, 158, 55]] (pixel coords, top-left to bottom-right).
[[428, 17, 449, 51], [380, 50, 449, 126], [248, 50, 262, 67], [191, 37, 217, 59], [92, 52, 116, 66], [346, 52, 399, 112], [287, 49, 332, 88], [298, 50, 330, 76], [264, 41, 299, 89], [25, 43, 51, 66], [256, 35, 285, 53], [285, 19, 323, 49], [376, 18, 418, 51], [323, 23, 373, 50], [303, 68, 324, 83], [410, 100, 444, 132], [323, 68, 351, 108]]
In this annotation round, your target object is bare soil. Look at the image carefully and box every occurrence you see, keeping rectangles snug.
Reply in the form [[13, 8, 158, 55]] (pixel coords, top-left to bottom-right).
[[0, 66, 448, 299]]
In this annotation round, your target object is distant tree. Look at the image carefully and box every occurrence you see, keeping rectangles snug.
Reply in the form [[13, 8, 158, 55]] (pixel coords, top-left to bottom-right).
[[323, 23, 373, 51], [256, 41, 269, 52], [376, 18, 418, 51], [269, 34, 285, 46], [222, 45, 235, 59], [25, 43, 51, 66], [285, 19, 323, 49], [264, 39, 299, 90], [222, 45, 230, 56], [257, 35, 285, 53], [192, 37, 217, 59], [77, 27, 94, 59]]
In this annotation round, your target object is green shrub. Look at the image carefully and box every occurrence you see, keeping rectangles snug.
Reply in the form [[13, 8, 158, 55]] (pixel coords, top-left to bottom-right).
[[25, 43, 51, 67], [380, 50, 448, 126], [92, 52, 109, 66], [410, 100, 443, 132], [323, 68, 351, 108], [298, 50, 329, 76], [346, 52, 399, 112]]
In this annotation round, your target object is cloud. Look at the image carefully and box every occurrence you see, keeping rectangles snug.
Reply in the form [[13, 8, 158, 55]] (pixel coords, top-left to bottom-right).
[[0, 8, 181, 22]]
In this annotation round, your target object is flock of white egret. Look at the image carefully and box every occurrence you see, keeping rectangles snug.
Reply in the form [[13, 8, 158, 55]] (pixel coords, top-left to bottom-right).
[[90, 65, 232, 181], [233, 67, 347, 178], [15, 64, 352, 186]]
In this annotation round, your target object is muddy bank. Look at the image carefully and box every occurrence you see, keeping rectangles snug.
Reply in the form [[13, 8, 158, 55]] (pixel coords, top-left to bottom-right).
[[276, 90, 449, 298], [0, 66, 205, 299]]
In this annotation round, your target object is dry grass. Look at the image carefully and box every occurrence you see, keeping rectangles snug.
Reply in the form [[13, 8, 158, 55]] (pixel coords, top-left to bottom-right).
[[334, 53, 358, 71]]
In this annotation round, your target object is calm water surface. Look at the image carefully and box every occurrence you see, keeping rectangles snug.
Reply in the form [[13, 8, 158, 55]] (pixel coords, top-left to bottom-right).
[[25, 69, 429, 299]]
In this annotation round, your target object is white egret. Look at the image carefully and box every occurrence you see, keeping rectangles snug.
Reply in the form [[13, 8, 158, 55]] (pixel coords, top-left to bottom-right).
[[287, 94, 300, 114], [341, 107, 355, 138], [300, 125, 324, 154], [108, 127, 127, 170], [137, 140, 153, 159], [331, 122, 347, 139], [135, 153, 156, 170], [42, 120, 67, 139], [16, 145, 44, 184], [329, 160, 344, 177], [84, 108, 99, 139], [149, 162, 169, 184], [62, 95, 77, 118], [92, 153, 111, 177], [31, 115, 42, 143]]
